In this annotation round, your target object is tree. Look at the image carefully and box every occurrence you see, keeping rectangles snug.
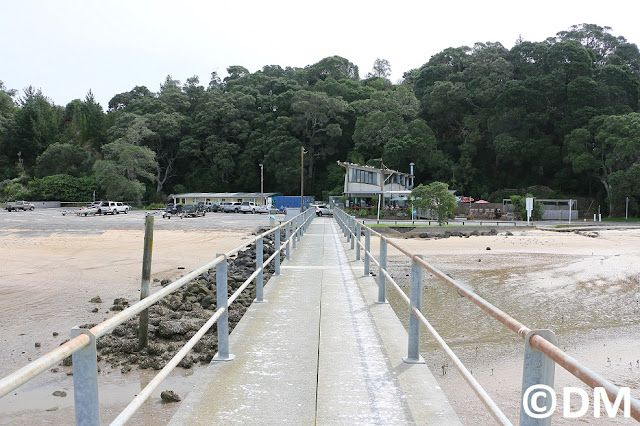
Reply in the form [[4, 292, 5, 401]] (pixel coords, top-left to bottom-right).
[[411, 181, 457, 224], [367, 59, 392, 79], [11, 87, 63, 169], [0, 81, 17, 179], [93, 140, 157, 205], [564, 112, 640, 216], [29, 174, 95, 201], [36, 143, 93, 177], [290, 90, 348, 185]]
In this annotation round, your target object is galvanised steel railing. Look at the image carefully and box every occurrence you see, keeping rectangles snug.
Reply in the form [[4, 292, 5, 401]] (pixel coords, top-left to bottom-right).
[[334, 208, 640, 425], [0, 209, 315, 425]]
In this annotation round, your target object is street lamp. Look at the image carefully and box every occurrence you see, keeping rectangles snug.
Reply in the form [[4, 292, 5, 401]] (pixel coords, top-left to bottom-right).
[[259, 163, 264, 206], [372, 158, 387, 224], [300, 147, 307, 213]]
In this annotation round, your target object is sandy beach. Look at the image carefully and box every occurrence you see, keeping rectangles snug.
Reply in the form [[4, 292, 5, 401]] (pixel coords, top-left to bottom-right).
[[1, 213, 639, 424]]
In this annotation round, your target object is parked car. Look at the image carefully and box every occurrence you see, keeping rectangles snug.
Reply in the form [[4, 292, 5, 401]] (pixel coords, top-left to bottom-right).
[[315, 204, 333, 216], [209, 203, 220, 212], [240, 201, 257, 214], [197, 201, 217, 212], [163, 204, 184, 219], [222, 202, 242, 213], [183, 204, 206, 217], [5, 201, 35, 211], [94, 201, 129, 215], [256, 204, 273, 214]]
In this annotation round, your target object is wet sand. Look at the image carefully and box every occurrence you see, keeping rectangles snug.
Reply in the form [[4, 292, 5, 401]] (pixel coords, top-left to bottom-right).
[[379, 228, 640, 424], [1, 225, 639, 424], [0, 228, 251, 425]]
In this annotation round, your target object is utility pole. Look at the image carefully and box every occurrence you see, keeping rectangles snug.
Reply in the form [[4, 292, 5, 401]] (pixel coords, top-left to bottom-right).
[[377, 162, 385, 224], [259, 163, 264, 206], [300, 147, 304, 213]]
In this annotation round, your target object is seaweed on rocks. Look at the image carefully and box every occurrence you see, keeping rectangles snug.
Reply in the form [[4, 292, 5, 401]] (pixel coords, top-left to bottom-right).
[[94, 231, 284, 372]]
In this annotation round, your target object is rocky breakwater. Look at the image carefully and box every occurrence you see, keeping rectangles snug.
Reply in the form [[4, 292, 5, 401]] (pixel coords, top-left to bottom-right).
[[77, 229, 284, 373]]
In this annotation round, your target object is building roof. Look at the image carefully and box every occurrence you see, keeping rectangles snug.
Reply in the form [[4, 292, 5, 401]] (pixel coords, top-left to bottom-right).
[[170, 192, 281, 199], [337, 161, 413, 178]]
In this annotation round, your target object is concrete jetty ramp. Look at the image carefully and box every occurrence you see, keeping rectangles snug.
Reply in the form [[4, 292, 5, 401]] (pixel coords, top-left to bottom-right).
[[169, 217, 460, 425]]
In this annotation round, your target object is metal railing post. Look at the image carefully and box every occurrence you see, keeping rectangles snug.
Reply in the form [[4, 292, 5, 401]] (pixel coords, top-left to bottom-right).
[[520, 330, 557, 426], [213, 254, 234, 361], [404, 255, 425, 364], [355, 221, 361, 260], [364, 228, 370, 276], [350, 216, 355, 250], [377, 238, 387, 303], [343, 212, 348, 237], [255, 237, 265, 302], [296, 217, 301, 242], [71, 327, 100, 426], [275, 228, 281, 276], [138, 215, 153, 350], [292, 220, 297, 249], [285, 222, 291, 259]]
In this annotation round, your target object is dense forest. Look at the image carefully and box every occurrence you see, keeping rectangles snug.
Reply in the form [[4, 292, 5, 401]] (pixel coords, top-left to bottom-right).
[[1, 24, 639, 216]]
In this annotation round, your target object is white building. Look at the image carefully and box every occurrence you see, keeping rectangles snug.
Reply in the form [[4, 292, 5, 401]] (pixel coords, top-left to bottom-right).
[[337, 161, 414, 208]]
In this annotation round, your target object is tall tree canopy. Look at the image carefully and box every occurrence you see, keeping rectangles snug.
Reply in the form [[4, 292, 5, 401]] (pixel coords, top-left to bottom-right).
[[1, 23, 640, 215]]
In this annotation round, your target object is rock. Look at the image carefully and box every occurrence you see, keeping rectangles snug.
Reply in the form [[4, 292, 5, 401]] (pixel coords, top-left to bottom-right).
[[89, 296, 102, 303], [161, 390, 181, 403], [158, 321, 186, 337], [161, 279, 171, 286], [505, 231, 513, 236], [486, 247, 492, 250], [113, 298, 129, 306], [153, 278, 160, 282], [53, 390, 67, 397], [488, 229, 498, 235], [45, 406, 59, 412], [91, 308, 99, 313], [35, 342, 41, 348], [177, 266, 185, 270], [52, 332, 59, 337], [121, 365, 132, 373], [419, 232, 429, 238], [201, 294, 216, 310], [50, 368, 59, 373]]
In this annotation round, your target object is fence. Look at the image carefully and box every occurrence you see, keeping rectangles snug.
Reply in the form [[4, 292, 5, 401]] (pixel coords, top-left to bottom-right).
[[0, 209, 315, 425], [334, 209, 639, 425]]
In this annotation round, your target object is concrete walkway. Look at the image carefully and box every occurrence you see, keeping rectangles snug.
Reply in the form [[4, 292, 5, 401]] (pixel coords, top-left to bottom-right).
[[169, 217, 460, 425]]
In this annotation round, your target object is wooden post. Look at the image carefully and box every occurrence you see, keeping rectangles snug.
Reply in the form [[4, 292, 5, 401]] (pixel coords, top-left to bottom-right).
[[138, 215, 154, 350]]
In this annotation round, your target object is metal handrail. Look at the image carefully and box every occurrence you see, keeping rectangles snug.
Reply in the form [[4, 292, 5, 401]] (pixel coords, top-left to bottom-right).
[[0, 208, 315, 425], [334, 209, 640, 423]]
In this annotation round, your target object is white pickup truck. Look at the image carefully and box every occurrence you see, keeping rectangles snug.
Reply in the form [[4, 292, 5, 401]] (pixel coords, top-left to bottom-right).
[[96, 201, 130, 215], [5, 201, 35, 211]]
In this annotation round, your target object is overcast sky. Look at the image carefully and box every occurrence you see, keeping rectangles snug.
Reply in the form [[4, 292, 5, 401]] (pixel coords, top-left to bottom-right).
[[2, 1, 639, 109]]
